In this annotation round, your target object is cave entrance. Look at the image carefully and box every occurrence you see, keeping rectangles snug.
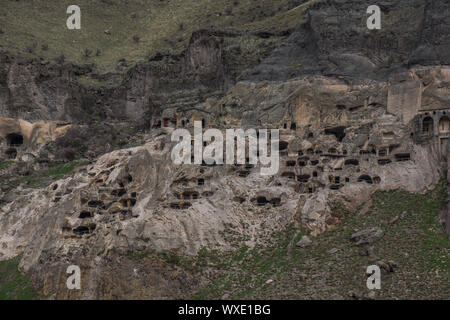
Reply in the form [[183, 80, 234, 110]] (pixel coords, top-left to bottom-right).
[[297, 174, 310, 183], [439, 116, 450, 133], [357, 175, 373, 184], [422, 117, 433, 134], [6, 133, 23, 147], [279, 141, 289, 152], [270, 198, 281, 207], [344, 159, 359, 166], [395, 153, 410, 162], [324, 126, 346, 142], [378, 159, 392, 165], [286, 160, 296, 167], [281, 172, 296, 180], [5, 148, 17, 159], [256, 196, 268, 206]]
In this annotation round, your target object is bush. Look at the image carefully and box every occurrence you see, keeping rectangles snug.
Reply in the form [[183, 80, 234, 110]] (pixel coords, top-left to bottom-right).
[[59, 148, 78, 161], [82, 48, 92, 57], [26, 42, 37, 53], [55, 54, 65, 64]]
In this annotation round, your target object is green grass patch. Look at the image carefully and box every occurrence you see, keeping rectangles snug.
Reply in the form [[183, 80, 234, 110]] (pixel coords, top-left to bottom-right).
[[0, 160, 13, 170], [0, 256, 38, 300], [3, 159, 89, 189], [0, 0, 312, 73]]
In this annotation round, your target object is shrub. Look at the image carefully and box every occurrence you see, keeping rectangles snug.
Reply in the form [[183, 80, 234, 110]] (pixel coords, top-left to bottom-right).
[[59, 147, 78, 161], [55, 54, 65, 64], [26, 42, 37, 53], [82, 48, 92, 57]]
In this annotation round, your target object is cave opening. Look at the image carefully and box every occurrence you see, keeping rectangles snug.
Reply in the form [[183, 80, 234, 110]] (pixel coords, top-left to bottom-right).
[[422, 117, 433, 134], [345, 159, 359, 166], [6, 133, 23, 147], [279, 141, 289, 151], [79, 211, 93, 219], [256, 196, 268, 206], [5, 148, 17, 159], [281, 172, 296, 180], [286, 160, 296, 167], [395, 153, 411, 162], [324, 126, 346, 142], [358, 175, 373, 184], [270, 198, 281, 207], [378, 159, 392, 165], [297, 174, 310, 183], [180, 202, 192, 209], [73, 224, 96, 235], [88, 200, 105, 209], [239, 170, 250, 177]]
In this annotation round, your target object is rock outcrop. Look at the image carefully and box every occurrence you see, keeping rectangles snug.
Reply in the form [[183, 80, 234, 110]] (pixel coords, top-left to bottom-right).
[[245, 0, 450, 81], [0, 0, 449, 299]]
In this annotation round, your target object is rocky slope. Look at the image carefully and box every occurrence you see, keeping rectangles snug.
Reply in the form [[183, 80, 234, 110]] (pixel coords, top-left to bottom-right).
[[0, 0, 449, 299]]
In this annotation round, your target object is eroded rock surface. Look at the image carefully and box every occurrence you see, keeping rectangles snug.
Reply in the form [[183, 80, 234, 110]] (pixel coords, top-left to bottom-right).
[[0, 0, 449, 299]]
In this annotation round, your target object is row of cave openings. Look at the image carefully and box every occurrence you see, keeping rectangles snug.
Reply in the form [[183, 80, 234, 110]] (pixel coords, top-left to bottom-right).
[[285, 152, 410, 168], [155, 116, 348, 145], [280, 124, 346, 142], [279, 170, 380, 187], [169, 187, 214, 210], [154, 117, 206, 129], [68, 178, 138, 236]]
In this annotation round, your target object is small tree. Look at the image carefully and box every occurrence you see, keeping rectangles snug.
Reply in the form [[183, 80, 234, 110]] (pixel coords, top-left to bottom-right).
[[26, 42, 37, 53], [133, 35, 140, 43], [55, 54, 65, 64]]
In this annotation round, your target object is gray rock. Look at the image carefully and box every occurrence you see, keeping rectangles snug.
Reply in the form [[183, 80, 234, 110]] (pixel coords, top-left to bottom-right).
[[296, 235, 312, 248]]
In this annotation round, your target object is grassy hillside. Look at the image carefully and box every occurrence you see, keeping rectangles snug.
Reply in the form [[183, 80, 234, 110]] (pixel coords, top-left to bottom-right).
[[188, 180, 450, 299], [2, 180, 448, 299], [0, 0, 314, 73], [0, 256, 38, 300]]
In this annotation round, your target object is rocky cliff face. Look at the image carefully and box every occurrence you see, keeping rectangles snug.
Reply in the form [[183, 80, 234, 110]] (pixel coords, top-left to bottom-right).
[[245, 0, 450, 81], [0, 29, 282, 126], [0, 0, 449, 299]]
